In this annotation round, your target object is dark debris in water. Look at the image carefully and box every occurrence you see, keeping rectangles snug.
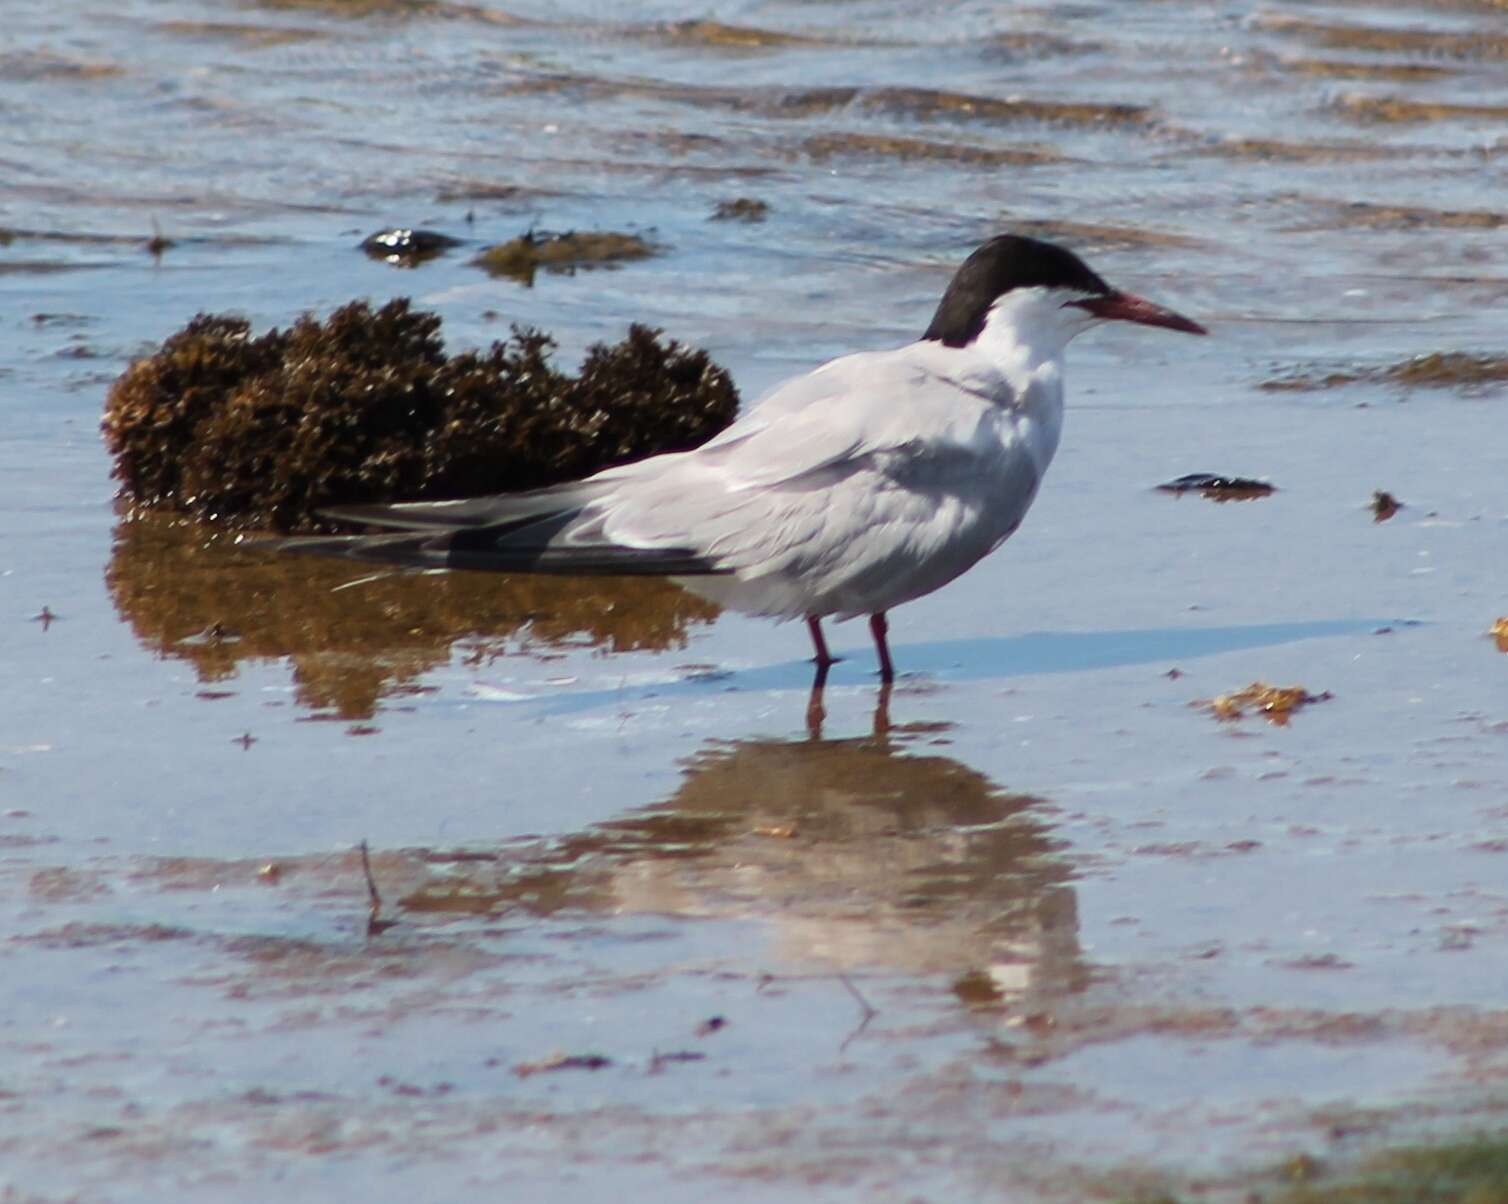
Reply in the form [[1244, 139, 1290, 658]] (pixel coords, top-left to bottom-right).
[[513, 1053, 613, 1077], [1157, 474, 1276, 502], [1371, 491, 1403, 523], [145, 225, 174, 257], [1197, 682, 1333, 725], [710, 197, 769, 222], [473, 229, 657, 285], [359, 227, 463, 266], [101, 298, 736, 532]]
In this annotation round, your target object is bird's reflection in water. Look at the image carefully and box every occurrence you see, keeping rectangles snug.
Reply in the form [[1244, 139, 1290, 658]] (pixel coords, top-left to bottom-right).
[[406, 689, 1086, 1012]]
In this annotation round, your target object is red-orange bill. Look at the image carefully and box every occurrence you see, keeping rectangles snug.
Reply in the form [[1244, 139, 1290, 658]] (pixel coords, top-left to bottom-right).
[[1076, 291, 1207, 335]]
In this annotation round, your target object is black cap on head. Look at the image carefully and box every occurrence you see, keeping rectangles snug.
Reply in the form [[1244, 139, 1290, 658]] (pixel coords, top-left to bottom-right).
[[923, 234, 1111, 348]]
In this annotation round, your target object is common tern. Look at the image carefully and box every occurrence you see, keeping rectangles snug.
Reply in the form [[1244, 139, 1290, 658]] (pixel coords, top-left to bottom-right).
[[292, 234, 1206, 682]]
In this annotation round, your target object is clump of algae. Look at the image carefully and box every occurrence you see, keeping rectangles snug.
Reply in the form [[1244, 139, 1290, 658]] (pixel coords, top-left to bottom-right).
[[1198, 681, 1332, 725], [102, 299, 737, 533]]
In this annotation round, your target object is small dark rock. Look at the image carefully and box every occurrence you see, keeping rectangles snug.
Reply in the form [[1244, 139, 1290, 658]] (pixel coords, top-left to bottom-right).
[[1156, 473, 1275, 502], [359, 227, 463, 266]]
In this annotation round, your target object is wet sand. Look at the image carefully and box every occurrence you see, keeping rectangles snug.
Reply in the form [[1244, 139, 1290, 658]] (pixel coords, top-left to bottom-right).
[[5, 1, 1508, 1199]]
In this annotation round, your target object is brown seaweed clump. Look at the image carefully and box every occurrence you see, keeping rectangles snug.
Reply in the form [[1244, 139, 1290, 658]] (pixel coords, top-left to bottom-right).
[[101, 298, 738, 532], [1198, 682, 1333, 726]]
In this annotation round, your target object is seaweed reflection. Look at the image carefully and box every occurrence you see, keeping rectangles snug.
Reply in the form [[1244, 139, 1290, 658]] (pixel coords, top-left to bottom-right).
[[106, 513, 718, 719]]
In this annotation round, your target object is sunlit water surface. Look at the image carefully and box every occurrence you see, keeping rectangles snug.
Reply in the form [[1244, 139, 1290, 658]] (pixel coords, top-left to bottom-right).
[[4, 1, 1508, 1199]]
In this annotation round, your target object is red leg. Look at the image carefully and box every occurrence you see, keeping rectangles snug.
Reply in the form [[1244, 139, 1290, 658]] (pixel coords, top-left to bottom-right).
[[869, 612, 895, 683], [806, 615, 835, 669]]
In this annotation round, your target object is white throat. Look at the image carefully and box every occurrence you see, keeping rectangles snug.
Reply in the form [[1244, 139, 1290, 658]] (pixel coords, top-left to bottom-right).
[[968, 286, 1094, 475], [972, 286, 1095, 377]]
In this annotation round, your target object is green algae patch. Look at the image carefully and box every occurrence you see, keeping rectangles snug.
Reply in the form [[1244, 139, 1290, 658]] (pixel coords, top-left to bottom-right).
[[1277, 1136, 1508, 1203], [473, 230, 657, 285], [102, 299, 737, 532]]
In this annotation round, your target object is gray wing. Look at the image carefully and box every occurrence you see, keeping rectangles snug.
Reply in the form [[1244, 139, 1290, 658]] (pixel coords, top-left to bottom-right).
[[292, 343, 1027, 588]]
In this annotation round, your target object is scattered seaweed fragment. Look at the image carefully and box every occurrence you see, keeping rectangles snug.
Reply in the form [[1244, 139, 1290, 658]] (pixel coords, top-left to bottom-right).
[[1371, 490, 1402, 522], [359, 227, 463, 266], [102, 298, 737, 532], [710, 197, 769, 222], [473, 229, 656, 285], [1157, 473, 1276, 502], [1198, 682, 1332, 725], [513, 1053, 612, 1077], [1491, 618, 1508, 653]]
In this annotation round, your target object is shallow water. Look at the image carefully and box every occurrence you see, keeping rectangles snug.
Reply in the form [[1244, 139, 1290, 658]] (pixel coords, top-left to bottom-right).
[[5, 1, 1508, 1199]]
